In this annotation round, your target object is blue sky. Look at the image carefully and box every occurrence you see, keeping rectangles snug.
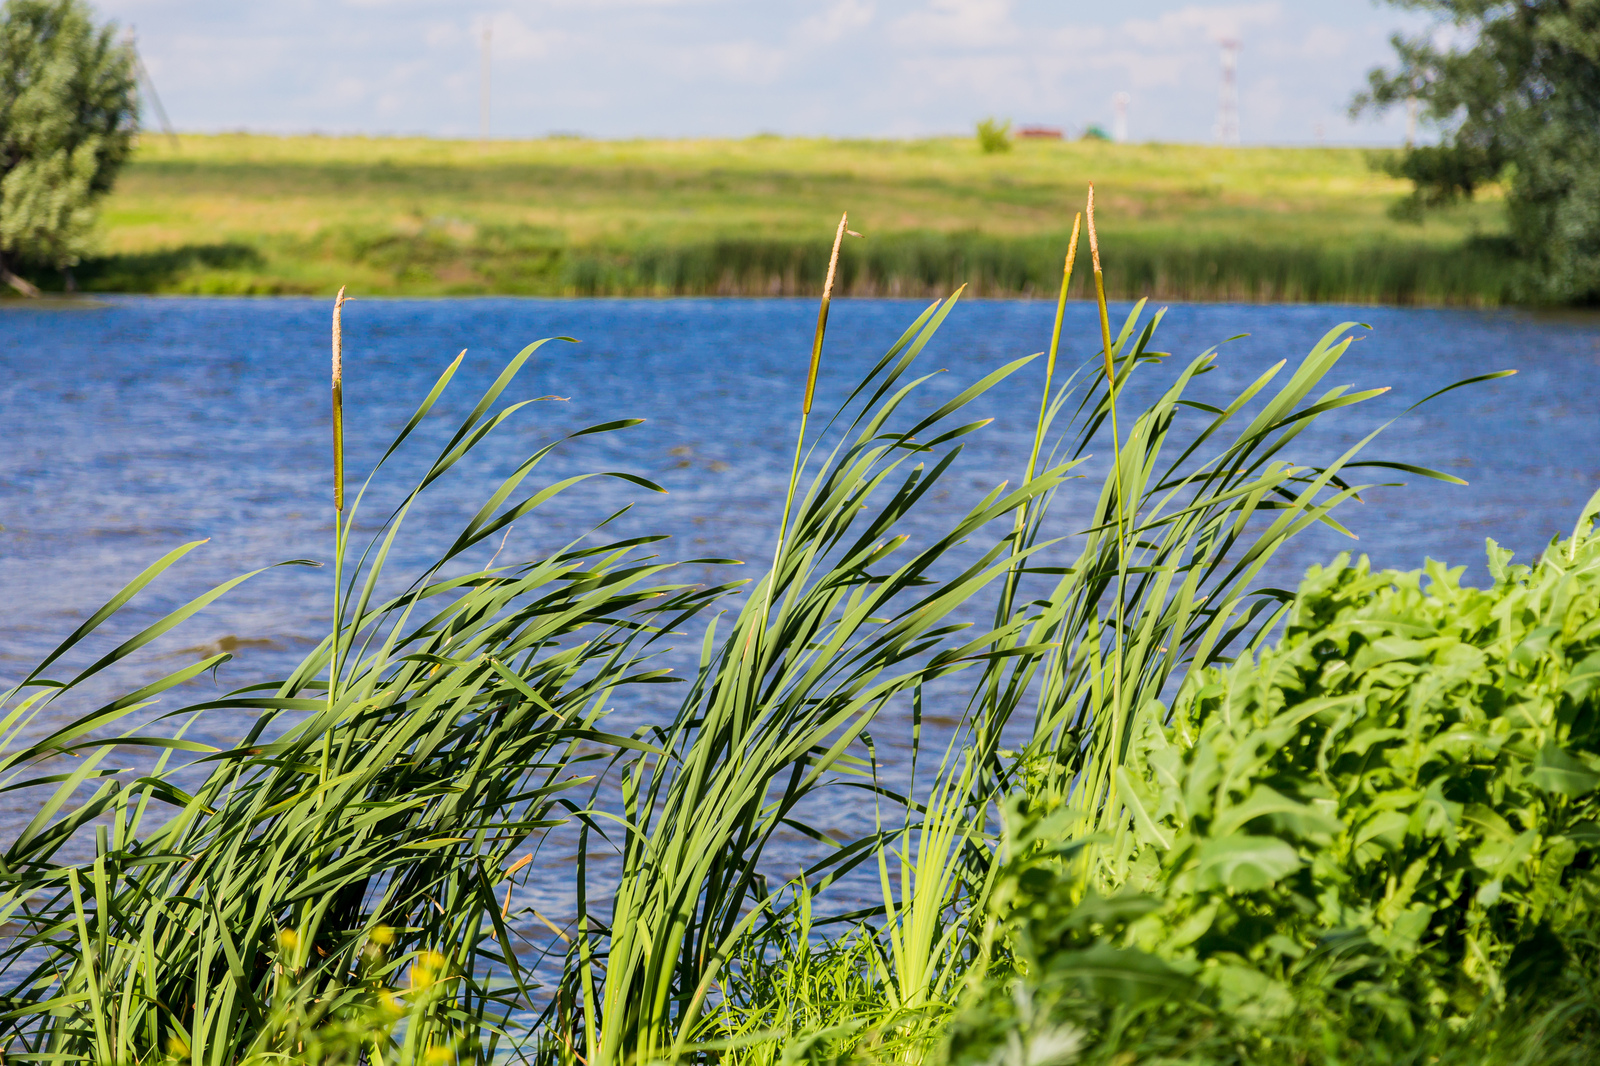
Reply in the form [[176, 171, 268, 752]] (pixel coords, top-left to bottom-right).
[[99, 1, 1434, 144]]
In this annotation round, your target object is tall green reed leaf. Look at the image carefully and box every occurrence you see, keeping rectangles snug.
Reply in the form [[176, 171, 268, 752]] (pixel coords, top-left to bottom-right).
[[763, 213, 864, 643], [0, 339, 727, 1066], [563, 291, 1073, 1066], [0, 269, 1496, 1066]]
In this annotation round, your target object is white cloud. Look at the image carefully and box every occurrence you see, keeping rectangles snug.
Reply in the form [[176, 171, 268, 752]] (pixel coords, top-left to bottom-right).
[[330, 76, 368, 106], [96, 0, 1437, 144], [1122, 3, 1281, 47], [423, 22, 462, 49], [669, 40, 791, 84], [891, 0, 1018, 49], [795, 0, 875, 47], [491, 14, 570, 61]]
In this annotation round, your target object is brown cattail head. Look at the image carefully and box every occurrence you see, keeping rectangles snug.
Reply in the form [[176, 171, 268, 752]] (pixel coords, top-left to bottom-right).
[[332, 286, 347, 513], [1086, 185, 1102, 274], [332, 286, 347, 386], [804, 212, 861, 415], [821, 213, 848, 304]]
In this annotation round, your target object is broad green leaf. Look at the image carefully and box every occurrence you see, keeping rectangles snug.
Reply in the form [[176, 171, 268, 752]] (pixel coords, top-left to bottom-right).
[[1196, 836, 1301, 892], [1530, 744, 1600, 797]]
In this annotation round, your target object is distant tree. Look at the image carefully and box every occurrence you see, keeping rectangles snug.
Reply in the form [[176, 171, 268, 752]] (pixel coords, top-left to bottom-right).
[[0, 0, 137, 295], [1354, 1, 1600, 302], [976, 117, 1011, 154]]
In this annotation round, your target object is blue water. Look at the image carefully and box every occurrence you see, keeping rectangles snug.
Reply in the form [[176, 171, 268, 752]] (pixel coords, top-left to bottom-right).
[[2, 295, 1598, 944]]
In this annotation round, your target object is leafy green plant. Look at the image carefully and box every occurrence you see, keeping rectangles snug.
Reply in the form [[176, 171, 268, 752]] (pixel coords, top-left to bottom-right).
[[947, 493, 1600, 1066], [946, 807, 1600, 1066], [1109, 502, 1600, 1010]]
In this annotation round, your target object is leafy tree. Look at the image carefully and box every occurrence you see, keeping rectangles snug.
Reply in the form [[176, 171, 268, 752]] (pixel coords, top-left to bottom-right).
[[975, 116, 1011, 154], [0, 0, 136, 294], [1355, 1, 1600, 302]]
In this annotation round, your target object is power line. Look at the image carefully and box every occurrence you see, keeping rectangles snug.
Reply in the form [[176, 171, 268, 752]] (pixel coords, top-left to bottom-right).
[[125, 28, 177, 150]]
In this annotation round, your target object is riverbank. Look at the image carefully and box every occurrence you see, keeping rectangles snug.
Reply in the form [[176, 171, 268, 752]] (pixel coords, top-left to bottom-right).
[[10, 133, 1519, 304]]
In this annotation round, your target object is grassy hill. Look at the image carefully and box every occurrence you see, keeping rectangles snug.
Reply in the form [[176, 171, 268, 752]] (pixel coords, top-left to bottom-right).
[[43, 133, 1518, 303]]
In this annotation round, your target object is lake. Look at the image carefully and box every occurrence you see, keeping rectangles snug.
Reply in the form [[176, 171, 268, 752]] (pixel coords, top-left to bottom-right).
[[2, 294, 1598, 936]]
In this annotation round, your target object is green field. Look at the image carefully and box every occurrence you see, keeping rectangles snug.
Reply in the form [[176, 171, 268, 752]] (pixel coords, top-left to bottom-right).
[[43, 133, 1519, 302]]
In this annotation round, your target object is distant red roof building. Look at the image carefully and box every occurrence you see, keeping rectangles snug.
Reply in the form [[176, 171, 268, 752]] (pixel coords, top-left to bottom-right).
[[1017, 126, 1064, 140]]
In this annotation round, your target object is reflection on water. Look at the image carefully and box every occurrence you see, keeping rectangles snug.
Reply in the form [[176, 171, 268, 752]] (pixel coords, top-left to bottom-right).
[[2, 295, 1598, 943]]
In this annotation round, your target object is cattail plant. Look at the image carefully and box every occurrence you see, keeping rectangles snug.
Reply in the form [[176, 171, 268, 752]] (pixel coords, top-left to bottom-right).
[[991, 214, 1082, 713], [332, 286, 347, 514], [1085, 186, 1132, 832], [1006, 212, 1081, 588], [759, 212, 862, 632], [1086, 187, 1120, 481], [1024, 213, 1082, 496], [324, 285, 348, 789]]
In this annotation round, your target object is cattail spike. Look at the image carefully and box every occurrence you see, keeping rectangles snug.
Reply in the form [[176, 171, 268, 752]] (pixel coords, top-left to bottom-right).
[[332, 286, 347, 513], [332, 286, 346, 386], [1064, 213, 1082, 285], [1087, 186, 1115, 387], [804, 212, 851, 415], [1086, 184, 1102, 274]]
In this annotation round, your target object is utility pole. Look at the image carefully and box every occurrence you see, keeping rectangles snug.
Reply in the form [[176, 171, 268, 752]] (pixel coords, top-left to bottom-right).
[[480, 21, 492, 147], [1215, 39, 1240, 146], [1112, 92, 1130, 143]]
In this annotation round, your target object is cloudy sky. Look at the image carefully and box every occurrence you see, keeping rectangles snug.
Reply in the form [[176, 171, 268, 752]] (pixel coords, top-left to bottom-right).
[[97, 0, 1434, 145]]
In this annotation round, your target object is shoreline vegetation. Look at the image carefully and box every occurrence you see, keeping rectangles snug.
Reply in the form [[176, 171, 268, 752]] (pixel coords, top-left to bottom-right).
[[5, 194, 1599, 1065], [4, 133, 1523, 305]]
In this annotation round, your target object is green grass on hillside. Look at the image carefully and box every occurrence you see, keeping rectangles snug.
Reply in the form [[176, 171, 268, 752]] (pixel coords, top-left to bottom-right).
[[19, 133, 1520, 303]]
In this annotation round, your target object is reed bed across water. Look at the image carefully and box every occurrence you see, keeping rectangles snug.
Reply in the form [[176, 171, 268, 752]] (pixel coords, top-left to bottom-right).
[[10, 133, 1520, 305]]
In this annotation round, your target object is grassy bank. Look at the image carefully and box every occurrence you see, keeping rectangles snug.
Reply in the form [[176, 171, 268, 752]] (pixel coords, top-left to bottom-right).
[[15, 133, 1520, 303]]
